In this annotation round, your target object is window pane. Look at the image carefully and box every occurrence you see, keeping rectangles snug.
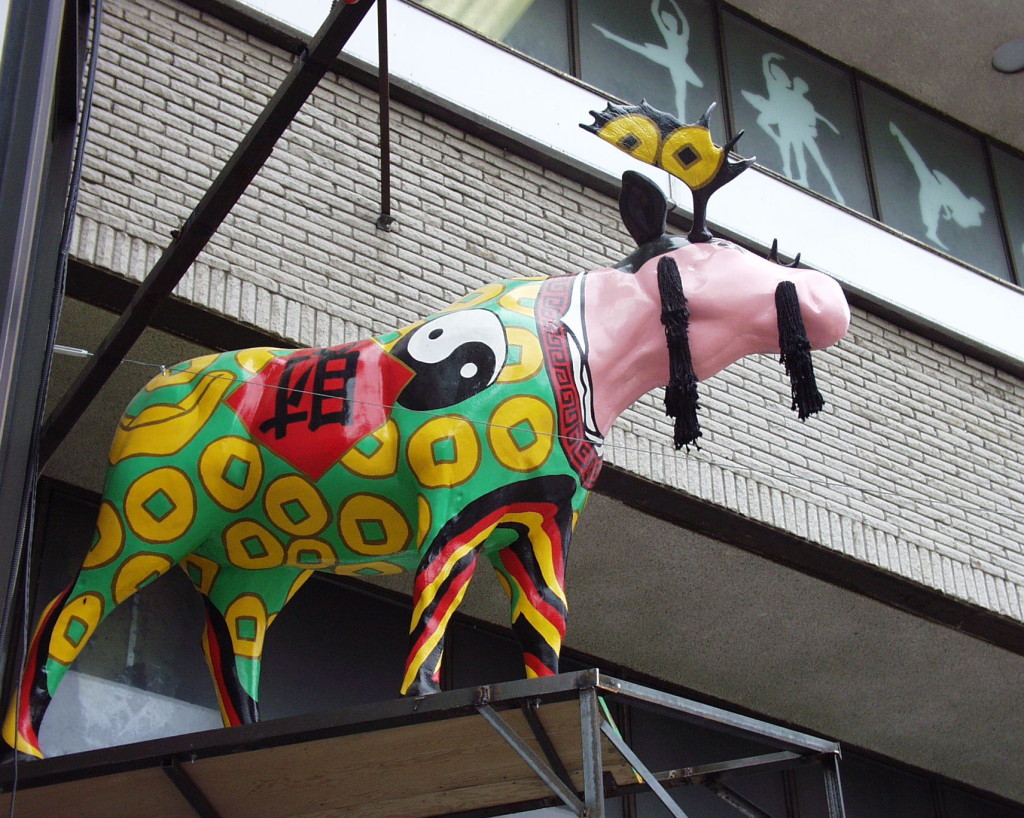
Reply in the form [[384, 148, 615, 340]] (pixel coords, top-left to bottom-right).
[[942, 783, 1024, 818], [722, 13, 872, 213], [30, 483, 220, 756], [861, 82, 1011, 279], [260, 577, 412, 717], [418, 0, 571, 74], [629, 705, 788, 817], [841, 752, 935, 818], [579, 0, 724, 140], [990, 145, 1024, 285]]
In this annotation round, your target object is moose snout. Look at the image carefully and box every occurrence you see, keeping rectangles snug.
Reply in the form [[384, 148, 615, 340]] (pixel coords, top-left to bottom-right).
[[789, 271, 850, 351]]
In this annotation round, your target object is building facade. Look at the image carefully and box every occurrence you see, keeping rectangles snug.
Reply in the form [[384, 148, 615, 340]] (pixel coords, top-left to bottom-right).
[[4, 0, 1024, 815]]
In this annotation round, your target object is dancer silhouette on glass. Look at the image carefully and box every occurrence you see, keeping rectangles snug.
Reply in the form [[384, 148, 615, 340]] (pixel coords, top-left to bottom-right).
[[742, 53, 845, 204], [593, 0, 703, 121], [889, 121, 984, 249]]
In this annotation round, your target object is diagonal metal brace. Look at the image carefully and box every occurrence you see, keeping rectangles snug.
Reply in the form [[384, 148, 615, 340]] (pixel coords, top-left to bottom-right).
[[599, 719, 689, 818], [39, 0, 376, 464], [476, 703, 584, 815]]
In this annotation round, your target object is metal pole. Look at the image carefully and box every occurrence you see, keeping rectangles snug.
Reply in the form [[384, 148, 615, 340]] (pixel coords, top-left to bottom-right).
[[579, 686, 605, 818], [0, 0, 82, 689], [375, 0, 394, 231], [599, 720, 688, 818], [38, 0, 376, 464], [822, 753, 847, 818], [476, 703, 584, 814]]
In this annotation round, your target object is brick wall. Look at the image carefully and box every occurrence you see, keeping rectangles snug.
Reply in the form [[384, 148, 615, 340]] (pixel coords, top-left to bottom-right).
[[68, 0, 1024, 622]]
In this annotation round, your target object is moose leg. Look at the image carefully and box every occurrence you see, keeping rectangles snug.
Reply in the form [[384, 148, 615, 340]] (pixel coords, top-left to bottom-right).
[[3, 499, 203, 758], [487, 507, 573, 681], [402, 526, 496, 696], [183, 557, 312, 727]]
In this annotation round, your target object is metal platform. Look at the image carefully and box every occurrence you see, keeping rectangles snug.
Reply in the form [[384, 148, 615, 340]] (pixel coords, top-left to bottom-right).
[[0, 670, 845, 817]]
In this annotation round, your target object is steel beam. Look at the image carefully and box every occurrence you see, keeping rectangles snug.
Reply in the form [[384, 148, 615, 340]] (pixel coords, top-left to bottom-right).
[[579, 686, 605, 818], [599, 719, 688, 818], [38, 0, 376, 464], [162, 762, 222, 818], [476, 703, 584, 814]]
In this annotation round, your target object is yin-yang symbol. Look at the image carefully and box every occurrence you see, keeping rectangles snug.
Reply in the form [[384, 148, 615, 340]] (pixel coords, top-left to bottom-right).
[[392, 310, 508, 411]]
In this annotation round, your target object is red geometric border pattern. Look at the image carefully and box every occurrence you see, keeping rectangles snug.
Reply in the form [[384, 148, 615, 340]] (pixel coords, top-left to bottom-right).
[[535, 277, 603, 489]]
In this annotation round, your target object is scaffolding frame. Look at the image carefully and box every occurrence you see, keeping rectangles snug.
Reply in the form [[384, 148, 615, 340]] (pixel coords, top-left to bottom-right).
[[0, 670, 845, 817]]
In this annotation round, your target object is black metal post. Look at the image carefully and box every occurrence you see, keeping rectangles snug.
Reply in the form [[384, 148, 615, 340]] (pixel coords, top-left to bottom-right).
[[38, 0, 376, 465], [580, 685, 605, 818], [0, 0, 86, 688], [375, 0, 394, 231]]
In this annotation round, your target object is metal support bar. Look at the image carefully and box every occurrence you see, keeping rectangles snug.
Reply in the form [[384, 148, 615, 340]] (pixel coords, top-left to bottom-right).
[[598, 720, 688, 818], [374, 0, 394, 231], [579, 686, 605, 818], [657, 751, 803, 787], [475, 703, 584, 815], [38, 0, 376, 464], [162, 761, 222, 818], [521, 699, 575, 791], [706, 780, 776, 818], [822, 752, 847, 818]]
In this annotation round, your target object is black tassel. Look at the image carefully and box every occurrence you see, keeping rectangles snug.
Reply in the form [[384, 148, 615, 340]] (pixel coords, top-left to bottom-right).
[[658, 257, 701, 449], [775, 280, 824, 420]]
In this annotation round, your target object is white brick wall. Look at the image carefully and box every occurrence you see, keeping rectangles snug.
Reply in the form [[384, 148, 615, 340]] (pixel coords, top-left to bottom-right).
[[69, 0, 1024, 622]]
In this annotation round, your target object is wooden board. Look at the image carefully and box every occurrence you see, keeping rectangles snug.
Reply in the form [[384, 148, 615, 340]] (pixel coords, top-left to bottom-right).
[[186, 701, 635, 817], [0, 700, 637, 818], [0, 767, 193, 818]]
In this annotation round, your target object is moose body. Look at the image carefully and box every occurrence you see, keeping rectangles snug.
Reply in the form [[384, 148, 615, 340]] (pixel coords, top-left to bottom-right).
[[3, 171, 849, 758]]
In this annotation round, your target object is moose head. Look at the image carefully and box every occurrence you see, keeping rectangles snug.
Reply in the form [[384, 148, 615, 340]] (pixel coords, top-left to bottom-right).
[[3, 103, 849, 760]]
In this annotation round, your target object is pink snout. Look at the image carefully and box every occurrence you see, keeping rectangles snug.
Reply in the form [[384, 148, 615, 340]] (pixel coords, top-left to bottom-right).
[[790, 271, 851, 351]]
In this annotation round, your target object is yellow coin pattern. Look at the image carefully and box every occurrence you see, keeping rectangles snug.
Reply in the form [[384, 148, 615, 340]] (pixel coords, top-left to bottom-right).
[[49, 592, 105, 666], [487, 395, 555, 473], [82, 501, 125, 570], [225, 594, 268, 660], [224, 520, 285, 570], [286, 538, 339, 569], [498, 283, 541, 317], [199, 436, 264, 512], [181, 553, 221, 595], [112, 553, 175, 605], [497, 327, 543, 384], [123, 467, 196, 544], [338, 494, 412, 557], [339, 419, 400, 479], [407, 416, 481, 489], [264, 474, 330, 538]]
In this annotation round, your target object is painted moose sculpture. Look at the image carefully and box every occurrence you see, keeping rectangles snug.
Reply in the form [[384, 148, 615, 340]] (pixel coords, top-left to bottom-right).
[[4, 104, 849, 758]]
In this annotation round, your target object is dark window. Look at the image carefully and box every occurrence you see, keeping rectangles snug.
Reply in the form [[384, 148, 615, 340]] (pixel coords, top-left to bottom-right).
[[942, 783, 1024, 818], [578, 0, 724, 139], [861, 82, 1011, 280], [629, 705, 789, 817], [991, 146, 1024, 284], [417, 0, 571, 74], [841, 752, 936, 818], [722, 12, 872, 213]]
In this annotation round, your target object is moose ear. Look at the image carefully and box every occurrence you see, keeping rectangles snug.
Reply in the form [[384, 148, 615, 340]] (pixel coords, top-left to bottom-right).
[[619, 170, 668, 246]]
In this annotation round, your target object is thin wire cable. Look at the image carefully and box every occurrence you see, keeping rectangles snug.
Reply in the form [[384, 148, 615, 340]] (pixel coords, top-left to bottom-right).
[[52, 346, 1024, 523]]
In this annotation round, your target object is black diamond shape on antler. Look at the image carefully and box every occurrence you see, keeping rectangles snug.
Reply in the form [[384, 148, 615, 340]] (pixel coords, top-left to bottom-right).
[[675, 144, 700, 168], [619, 133, 641, 151]]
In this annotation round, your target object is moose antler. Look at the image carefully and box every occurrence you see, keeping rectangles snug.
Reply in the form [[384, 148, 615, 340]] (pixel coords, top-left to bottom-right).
[[581, 100, 753, 243]]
